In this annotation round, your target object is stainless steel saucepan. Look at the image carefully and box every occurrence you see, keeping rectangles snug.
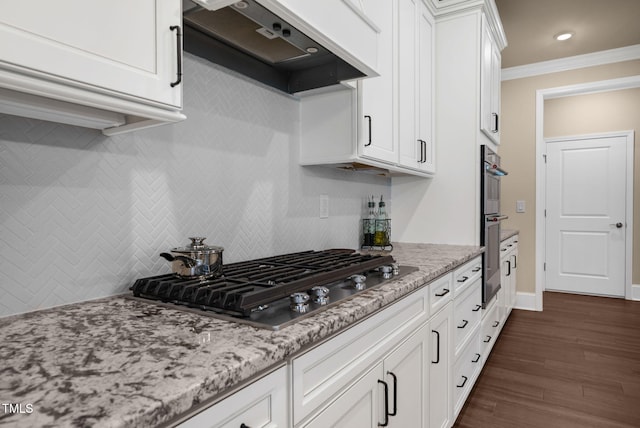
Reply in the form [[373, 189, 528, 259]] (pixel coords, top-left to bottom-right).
[[160, 237, 223, 279]]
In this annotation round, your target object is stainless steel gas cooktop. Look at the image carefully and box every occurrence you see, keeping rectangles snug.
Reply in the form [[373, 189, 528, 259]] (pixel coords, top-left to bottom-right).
[[130, 249, 418, 330]]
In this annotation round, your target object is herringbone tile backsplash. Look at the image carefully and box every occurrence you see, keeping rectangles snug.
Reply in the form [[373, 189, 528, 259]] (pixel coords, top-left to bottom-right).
[[0, 54, 390, 317]]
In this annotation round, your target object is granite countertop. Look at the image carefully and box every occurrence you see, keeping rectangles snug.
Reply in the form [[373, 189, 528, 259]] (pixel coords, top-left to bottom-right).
[[0, 243, 483, 428], [501, 228, 519, 241]]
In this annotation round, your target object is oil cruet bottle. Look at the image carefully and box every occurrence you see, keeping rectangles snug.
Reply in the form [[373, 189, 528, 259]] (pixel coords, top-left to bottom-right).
[[374, 195, 388, 245], [364, 195, 376, 246]]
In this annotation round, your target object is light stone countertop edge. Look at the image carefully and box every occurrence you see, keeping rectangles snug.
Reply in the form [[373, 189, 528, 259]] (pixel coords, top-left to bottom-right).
[[0, 242, 483, 428]]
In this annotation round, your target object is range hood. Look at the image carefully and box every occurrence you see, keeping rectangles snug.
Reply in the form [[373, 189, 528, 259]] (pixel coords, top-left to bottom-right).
[[183, 0, 366, 94]]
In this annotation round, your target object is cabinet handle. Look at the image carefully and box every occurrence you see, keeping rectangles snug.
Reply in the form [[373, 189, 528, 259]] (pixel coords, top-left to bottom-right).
[[457, 276, 469, 283], [457, 319, 469, 329], [472, 353, 481, 363], [512, 254, 517, 269], [492, 321, 500, 328], [417, 139, 427, 163], [492, 112, 499, 133], [364, 115, 372, 146], [472, 266, 482, 272], [484, 335, 491, 343], [472, 304, 482, 312], [435, 288, 450, 297], [169, 25, 183, 87], [240, 424, 250, 428], [457, 375, 468, 388], [378, 379, 389, 426], [506, 260, 511, 277], [387, 371, 398, 417], [432, 330, 440, 364]]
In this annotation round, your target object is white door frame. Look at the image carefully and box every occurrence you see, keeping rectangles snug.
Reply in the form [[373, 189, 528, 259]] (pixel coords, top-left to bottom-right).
[[535, 75, 640, 311]]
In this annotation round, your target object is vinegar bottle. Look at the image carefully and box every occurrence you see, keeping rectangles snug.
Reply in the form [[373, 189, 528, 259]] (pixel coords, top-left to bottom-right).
[[374, 195, 387, 245]]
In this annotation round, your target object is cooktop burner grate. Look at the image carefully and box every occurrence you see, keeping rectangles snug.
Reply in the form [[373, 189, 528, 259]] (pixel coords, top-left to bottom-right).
[[131, 249, 396, 316]]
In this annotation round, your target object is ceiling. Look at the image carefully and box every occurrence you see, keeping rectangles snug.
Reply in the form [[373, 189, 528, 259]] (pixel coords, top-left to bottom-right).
[[495, 0, 640, 68]]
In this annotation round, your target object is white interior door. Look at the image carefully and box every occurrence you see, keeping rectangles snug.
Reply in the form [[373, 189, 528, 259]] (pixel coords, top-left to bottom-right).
[[545, 134, 629, 297]]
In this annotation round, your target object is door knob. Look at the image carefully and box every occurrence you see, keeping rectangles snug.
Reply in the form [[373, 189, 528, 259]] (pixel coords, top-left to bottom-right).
[[610, 222, 623, 228]]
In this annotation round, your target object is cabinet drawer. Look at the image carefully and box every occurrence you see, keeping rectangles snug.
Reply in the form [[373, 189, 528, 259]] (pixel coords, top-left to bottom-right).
[[480, 300, 500, 360], [453, 333, 482, 418], [500, 237, 516, 256], [178, 366, 288, 428], [291, 285, 429, 424], [453, 280, 482, 356], [453, 256, 482, 295], [429, 273, 453, 314]]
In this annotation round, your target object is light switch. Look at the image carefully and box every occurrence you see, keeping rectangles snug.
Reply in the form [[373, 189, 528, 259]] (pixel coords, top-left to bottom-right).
[[516, 200, 525, 213]]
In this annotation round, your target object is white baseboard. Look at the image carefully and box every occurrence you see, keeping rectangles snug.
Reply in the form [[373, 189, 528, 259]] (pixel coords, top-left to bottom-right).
[[514, 292, 538, 311], [632, 284, 640, 301]]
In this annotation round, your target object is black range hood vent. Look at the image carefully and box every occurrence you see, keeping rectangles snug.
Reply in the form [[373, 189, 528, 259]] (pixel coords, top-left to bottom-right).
[[183, 0, 365, 94]]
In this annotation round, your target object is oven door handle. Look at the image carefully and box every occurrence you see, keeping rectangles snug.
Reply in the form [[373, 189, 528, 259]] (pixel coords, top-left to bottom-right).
[[486, 215, 509, 222]]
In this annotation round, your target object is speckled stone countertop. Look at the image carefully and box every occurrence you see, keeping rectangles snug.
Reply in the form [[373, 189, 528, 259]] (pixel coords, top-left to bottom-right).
[[501, 228, 519, 241], [0, 243, 483, 428]]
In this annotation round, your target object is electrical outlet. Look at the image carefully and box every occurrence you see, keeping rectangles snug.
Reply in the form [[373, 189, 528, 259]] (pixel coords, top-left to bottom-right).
[[319, 194, 329, 218], [516, 200, 525, 213]]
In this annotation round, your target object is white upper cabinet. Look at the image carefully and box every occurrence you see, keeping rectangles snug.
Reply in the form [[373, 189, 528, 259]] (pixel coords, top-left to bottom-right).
[[397, 0, 435, 173], [300, 0, 436, 178], [480, 13, 502, 144], [0, 0, 185, 135], [359, 0, 396, 164]]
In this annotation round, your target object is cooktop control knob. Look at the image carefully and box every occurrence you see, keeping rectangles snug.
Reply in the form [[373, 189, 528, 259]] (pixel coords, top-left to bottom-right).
[[380, 265, 393, 279], [349, 274, 367, 290], [309, 286, 330, 305], [290, 292, 310, 313]]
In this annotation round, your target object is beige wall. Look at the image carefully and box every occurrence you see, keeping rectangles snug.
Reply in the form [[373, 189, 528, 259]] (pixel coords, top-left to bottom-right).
[[500, 60, 640, 295]]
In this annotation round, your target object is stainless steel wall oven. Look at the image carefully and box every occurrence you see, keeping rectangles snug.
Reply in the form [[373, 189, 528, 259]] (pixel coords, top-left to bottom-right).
[[480, 145, 508, 306]]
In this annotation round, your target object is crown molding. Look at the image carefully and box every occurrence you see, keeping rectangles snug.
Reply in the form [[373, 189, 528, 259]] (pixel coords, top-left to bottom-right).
[[501, 44, 640, 81]]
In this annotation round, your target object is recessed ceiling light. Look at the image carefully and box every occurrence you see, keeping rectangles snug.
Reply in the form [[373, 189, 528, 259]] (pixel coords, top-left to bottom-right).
[[554, 31, 574, 41]]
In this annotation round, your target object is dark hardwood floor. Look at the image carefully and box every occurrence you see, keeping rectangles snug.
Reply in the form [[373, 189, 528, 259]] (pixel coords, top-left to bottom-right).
[[454, 291, 640, 428]]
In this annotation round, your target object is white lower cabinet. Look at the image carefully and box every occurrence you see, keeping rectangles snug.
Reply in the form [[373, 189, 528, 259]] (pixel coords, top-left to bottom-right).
[[178, 255, 505, 428], [302, 362, 383, 428], [177, 365, 288, 428], [453, 330, 482, 418], [499, 235, 519, 319], [302, 324, 429, 427], [429, 302, 453, 428]]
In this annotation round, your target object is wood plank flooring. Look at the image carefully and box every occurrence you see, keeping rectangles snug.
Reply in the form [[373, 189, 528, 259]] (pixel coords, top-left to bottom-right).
[[453, 291, 640, 428]]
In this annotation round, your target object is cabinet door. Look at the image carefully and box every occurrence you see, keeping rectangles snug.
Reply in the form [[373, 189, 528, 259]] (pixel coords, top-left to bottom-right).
[[480, 14, 500, 144], [303, 363, 384, 428], [416, 2, 435, 173], [397, 0, 435, 173], [359, 0, 396, 164], [397, 0, 419, 169], [384, 324, 429, 427], [178, 366, 288, 428], [0, 0, 182, 108], [430, 303, 453, 428]]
